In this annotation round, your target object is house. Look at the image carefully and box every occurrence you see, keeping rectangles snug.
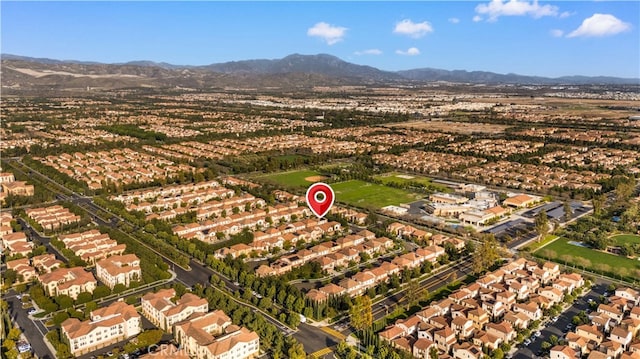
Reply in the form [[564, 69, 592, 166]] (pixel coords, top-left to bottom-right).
[[503, 311, 530, 330], [550, 345, 578, 359], [472, 330, 502, 351], [451, 316, 475, 339], [609, 326, 633, 350], [598, 304, 624, 323], [467, 307, 489, 330], [31, 253, 62, 273], [434, 326, 456, 353], [486, 321, 515, 342], [539, 287, 564, 305], [452, 342, 483, 359], [61, 300, 141, 356], [615, 288, 640, 305], [576, 324, 605, 345], [379, 325, 405, 343], [565, 332, 588, 355], [513, 302, 541, 321], [413, 338, 437, 359], [6, 258, 36, 283]]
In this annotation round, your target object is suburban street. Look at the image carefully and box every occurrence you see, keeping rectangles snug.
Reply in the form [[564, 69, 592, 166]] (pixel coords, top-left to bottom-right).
[[3, 157, 611, 358], [4, 290, 55, 359], [511, 282, 609, 359]]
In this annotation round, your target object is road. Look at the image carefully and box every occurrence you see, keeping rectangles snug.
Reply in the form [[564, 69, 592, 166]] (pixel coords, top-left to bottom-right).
[[511, 282, 608, 359], [4, 290, 55, 359], [10, 158, 483, 356]]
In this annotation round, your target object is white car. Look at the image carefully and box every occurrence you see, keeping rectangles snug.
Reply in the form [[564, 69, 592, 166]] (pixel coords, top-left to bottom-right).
[[27, 309, 37, 315]]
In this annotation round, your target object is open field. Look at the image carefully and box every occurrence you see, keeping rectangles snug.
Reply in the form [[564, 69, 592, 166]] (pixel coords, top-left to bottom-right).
[[374, 172, 450, 192], [524, 234, 559, 252], [534, 237, 640, 278], [255, 169, 324, 188], [387, 120, 509, 134], [332, 180, 422, 209], [611, 234, 640, 246]]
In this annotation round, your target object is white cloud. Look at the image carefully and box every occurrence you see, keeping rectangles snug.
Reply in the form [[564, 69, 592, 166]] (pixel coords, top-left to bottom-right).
[[473, 15, 483, 22], [396, 47, 421, 56], [307, 22, 348, 45], [448, 17, 460, 24], [567, 13, 631, 38], [393, 19, 434, 38], [354, 49, 383, 56], [550, 29, 564, 37], [475, 0, 559, 22], [559, 11, 573, 19]]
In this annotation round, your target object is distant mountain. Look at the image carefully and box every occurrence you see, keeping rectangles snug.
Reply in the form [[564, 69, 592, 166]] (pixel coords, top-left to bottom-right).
[[204, 53, 402, 82], [398, 68, 639, 85], [2, 53, 638, 92]]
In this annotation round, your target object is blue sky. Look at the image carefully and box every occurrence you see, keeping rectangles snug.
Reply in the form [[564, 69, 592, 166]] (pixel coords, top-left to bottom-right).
[[2, 1, 639, 78]]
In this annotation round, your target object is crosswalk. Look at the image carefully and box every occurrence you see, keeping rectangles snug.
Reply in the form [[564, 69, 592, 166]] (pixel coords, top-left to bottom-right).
[[309, 347, 333, 359], [320, 326, 346, 340]]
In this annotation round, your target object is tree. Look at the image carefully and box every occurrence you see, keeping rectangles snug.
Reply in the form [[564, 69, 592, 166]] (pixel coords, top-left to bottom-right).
[[473, 234, 500, 274], [92, 285, 111, 299], [405, 279, 420, 310], [535, 209, 549, 242], [53, 311, 70, 326], [592, 194, 605, 217], [616, 180, 635, 203], [75, 292, 93, 305], [287, 342, 306, 359], [136, 329, 163, 347], [7, 328, 21, 341], [429, 346, 439, 359], [493, 348, 504, 359], [563, 201, 573, 222], [55, 295, 74, 310], [349, 295, 372, 332]]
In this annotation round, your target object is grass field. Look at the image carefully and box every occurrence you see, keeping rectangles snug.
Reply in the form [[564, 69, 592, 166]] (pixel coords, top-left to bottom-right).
[[611, 234, 640, 246], [332, 180, 422, 209], [374, 172, 450, 192], [524, 235, 559, 252], [255, 169, 326, 188], [534, 237, 640, 278]]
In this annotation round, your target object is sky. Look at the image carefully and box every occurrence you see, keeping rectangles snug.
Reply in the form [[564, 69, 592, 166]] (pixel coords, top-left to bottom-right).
[[2, 1, 639, 78]]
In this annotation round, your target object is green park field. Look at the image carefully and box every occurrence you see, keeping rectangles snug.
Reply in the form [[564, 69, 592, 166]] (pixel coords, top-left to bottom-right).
[[374, 172, 450, 192], [535, 237, 640, 279], [254, 169, 327, 188], [332, 180, 422, 209], [611, 234, 640, 246]]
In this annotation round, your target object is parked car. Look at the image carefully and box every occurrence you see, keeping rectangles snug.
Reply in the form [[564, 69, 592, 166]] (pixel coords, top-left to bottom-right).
[[27, 308, 37, 315]]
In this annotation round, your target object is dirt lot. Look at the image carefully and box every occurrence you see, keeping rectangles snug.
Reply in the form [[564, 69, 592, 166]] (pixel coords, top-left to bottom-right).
[[387, 120, 509, 134]]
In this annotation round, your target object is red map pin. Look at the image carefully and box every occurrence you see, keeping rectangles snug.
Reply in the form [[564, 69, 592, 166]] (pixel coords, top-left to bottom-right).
[[305, 182, 335, 219]]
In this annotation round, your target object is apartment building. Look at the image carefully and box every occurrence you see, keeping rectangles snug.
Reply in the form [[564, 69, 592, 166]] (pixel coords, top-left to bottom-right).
[[38, 267, 97, 299], [141, 289, 208, 332], [95, 254, 141, 289], [61, 300, 141, 356]]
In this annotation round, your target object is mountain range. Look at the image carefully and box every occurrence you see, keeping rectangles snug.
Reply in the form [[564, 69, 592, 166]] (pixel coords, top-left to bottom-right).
[[2, 53, 638, 91]]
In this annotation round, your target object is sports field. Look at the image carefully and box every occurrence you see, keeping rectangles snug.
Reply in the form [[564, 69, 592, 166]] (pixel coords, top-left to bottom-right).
[[374, 172, 450, 192], [534, 237, 640, 278], [332, 180, 422, 208], [611, 234, 640, 246], [255, 169, 327, 188]]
